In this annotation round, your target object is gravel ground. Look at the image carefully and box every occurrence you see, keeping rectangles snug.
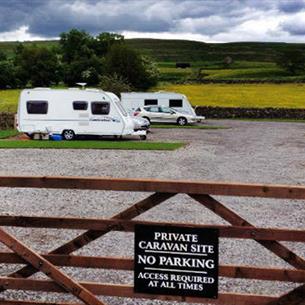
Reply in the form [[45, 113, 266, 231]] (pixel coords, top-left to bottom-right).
[[0, 119, 304, 304]]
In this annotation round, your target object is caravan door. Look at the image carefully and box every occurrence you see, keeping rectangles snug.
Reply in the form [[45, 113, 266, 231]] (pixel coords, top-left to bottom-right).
[[89, 101, 123, 135]]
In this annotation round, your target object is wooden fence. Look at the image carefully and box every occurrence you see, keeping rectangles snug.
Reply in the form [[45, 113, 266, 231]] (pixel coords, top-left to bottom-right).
[[0, 176, 304, 305]]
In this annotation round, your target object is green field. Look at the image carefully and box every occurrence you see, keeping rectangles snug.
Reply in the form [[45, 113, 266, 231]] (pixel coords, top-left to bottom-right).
[[0, 140, 185, 150], [158, 61, 305, 82], [156, 83, 305, 108]]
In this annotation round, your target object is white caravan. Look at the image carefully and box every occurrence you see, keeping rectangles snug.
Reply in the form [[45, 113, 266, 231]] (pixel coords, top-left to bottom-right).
[[120, 92, 204, 121], [17, 88, 147, 140]]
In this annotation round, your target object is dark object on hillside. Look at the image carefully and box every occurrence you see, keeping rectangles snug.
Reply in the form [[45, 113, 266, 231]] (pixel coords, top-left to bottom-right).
[[176, 62, 191, 68], [223, 56, 233, 68]]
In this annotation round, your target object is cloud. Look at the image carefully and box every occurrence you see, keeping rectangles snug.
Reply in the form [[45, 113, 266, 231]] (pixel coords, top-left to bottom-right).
[[0, 0, 305, 42], [281, 12, 305, 35], [278, 0, 305, 13]]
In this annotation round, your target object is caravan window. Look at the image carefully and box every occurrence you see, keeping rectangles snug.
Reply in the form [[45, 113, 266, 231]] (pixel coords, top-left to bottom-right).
[[144, 99, 158, 106], [73, 101, 88, 111], [169, 99, 183, 107], [91, 102, 110, 115], [26, 101, 48, 114]]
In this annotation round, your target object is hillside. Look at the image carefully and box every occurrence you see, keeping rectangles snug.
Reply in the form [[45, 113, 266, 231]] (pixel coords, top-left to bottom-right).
[[1, 38, 305, 62], [127, 39, 305, 62]]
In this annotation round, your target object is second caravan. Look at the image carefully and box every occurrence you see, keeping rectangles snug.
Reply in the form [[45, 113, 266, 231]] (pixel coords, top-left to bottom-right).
[[120, 92, 205, 122]]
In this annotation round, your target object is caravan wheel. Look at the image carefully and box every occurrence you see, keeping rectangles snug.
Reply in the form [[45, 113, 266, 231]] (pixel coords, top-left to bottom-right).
[[25, 133, 34, 140], [62, 129, 75, 140]]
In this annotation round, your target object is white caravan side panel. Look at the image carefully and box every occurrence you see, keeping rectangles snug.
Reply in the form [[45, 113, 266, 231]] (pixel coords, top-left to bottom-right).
[[18, 89, 134, 136]]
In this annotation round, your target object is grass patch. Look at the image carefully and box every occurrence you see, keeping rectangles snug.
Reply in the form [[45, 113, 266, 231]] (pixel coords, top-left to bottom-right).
[[0, 89, 21, 112], [0, 129, 20, 139], [151, 124, 227, 129], [155, 83, 305, 108], [0, 140, 185, 150]]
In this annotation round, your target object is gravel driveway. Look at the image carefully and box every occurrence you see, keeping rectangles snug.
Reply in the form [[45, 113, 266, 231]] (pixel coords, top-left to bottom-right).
[[0, 120, 304, 304]]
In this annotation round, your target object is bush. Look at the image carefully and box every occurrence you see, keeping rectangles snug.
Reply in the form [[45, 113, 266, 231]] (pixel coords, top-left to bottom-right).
[[98, 74, 131, 97], [63, 55, 103, 86]]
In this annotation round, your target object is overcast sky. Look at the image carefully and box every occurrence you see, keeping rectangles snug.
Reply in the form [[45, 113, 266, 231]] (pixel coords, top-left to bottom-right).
[[1, 0, 305, 43]]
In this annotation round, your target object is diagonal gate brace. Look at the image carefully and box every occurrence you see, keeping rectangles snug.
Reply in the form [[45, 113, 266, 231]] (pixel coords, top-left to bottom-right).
[[190, 194, 305, 305], [0, 226, 105, 305], [0, 192, 175, 294], [190, 194, 305, 270]]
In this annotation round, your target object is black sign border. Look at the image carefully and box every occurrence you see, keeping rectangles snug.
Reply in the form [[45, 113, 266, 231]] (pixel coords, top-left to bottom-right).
[[134, 223, 219, 299]]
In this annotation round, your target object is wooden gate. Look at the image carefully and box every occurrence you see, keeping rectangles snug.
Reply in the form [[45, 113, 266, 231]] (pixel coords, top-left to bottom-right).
[[0, 176, 304, 305]]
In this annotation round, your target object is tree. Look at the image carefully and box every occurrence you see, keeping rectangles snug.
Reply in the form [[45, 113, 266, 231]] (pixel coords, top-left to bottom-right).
[[93, 32, 124, 57], [14, 46, 60, 87], [59, 29, 110, 85], [59, 29, 94, 63], [0, 60, 16, 89], [60, 29, 124, 62], [62, 55, 103, 86], [276, 49, 305, 74], [104, 44, 158, 89]]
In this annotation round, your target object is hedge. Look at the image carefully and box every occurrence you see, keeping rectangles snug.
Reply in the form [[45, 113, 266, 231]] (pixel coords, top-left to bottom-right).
[[195, 106, 305, 119]]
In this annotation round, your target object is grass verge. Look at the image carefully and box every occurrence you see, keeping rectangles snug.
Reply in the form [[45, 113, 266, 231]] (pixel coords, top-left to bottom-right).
[[0, 129, 20, 139], [0, 140, 185, 150]]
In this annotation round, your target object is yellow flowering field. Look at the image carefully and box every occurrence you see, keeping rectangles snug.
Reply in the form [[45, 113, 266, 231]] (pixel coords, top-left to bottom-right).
[[156, 83, 305, 108], [0, 89, 21, 112]]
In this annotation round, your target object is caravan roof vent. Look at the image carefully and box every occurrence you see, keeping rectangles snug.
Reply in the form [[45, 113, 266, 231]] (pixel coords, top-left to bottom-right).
[[85, 88, 99, 92], [76, 82, 87, 89]]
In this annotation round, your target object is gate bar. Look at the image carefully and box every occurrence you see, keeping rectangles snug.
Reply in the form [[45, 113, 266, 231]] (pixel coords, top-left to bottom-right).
[[0, 215, 304, 241], [0, 252, 304, 283], [1, 176, 305, 198], [1, 192, 174, 293], [0, 277, 278, 305], [0, 227, 105, 305]]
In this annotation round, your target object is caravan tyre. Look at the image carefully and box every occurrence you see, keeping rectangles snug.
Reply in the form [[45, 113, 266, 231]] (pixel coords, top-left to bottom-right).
[[62, 129, 75, 141], [25, 133, 34, 140]]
